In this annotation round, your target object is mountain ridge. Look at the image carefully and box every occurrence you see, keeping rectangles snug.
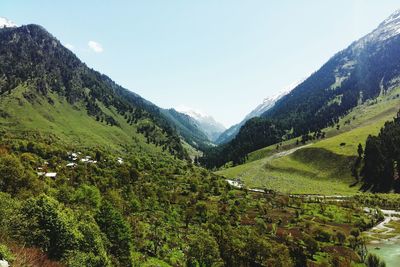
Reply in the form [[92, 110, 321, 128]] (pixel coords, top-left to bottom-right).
[[202, 9, 400, 168], [176, 107, 226, 142]]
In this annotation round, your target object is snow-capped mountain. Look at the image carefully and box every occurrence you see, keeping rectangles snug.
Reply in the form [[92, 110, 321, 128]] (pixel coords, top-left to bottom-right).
[[360, 9, 400, 44], [176, 107, 226, 142], [0, 17, 17, 28], [216, 78, 306, 144]]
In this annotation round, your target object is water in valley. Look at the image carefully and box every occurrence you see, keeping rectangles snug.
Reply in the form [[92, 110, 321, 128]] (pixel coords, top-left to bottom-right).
[[365, 209, 400, 267]]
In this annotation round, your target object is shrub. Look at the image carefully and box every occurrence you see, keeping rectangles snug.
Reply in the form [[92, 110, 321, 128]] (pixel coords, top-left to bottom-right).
[[95, 200, 133, 266], [336, 231, 346, 245], [187, 230, 221, 267], [366, 253, 386, 267], [19, 194, 82, 259], [72, 184, 101, 211], [0, 244, 14, 262], [314, 228, 331, 242]]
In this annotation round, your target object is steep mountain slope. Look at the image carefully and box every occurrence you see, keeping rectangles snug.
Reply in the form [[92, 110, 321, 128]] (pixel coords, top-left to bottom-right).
[[204, 9, 400, 167], [176, 107, 226, 142], [0, 24, 197, 159], [161, 108, 213, 150], [218, 86, 400, 194], [216, 86, 296, 145]]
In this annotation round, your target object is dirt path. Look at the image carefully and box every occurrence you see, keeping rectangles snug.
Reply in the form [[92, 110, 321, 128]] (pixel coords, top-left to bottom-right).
[[238, 143, 313, 180]]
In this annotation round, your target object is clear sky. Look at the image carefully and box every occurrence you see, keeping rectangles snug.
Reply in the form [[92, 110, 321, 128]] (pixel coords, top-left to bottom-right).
[[1, 1, 399, 127]]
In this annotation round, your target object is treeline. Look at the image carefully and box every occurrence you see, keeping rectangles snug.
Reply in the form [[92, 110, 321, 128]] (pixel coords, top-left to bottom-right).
[[361, 110, 400, 192], [200, 117, 283, 168]]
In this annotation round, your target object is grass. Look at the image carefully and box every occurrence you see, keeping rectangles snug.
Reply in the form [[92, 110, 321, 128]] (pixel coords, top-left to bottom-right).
[[217, 87, 400, 195], [0, 85, 171, 157]]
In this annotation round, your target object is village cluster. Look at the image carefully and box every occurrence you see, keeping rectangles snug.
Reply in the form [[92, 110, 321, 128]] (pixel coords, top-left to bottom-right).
[[36, 151, 124, 178]]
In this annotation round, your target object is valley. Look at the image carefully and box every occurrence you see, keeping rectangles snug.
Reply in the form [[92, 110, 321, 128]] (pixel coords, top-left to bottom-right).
[[218, 87, 400, 195], [0, 4, 400, 267]]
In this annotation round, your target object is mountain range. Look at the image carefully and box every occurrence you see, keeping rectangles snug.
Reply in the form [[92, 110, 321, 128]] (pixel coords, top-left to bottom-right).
[[201, 9, 400, 167], [215, 79, 305, 144], [175, 107, 226, 142], [0, 9, 399, 267]]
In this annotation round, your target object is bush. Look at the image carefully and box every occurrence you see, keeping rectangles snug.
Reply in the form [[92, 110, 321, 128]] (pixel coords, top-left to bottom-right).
[[187, 229, 222, 267], [0, 154, 38, 195], [336, 231, 346, 245], [0, 244, 14, 262], [64, 251, 110, 267], [19, 194, 82, 259], [95, 200, 133, 266], [366, 253, 386, 267], [314, 228, 331, 243], [72, 184, 101, 211]]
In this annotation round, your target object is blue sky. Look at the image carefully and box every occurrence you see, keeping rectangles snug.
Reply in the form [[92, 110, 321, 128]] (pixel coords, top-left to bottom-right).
[[1, 1, 399, 127]]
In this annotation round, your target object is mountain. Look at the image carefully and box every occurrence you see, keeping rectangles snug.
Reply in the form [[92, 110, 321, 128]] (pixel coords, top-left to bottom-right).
[[161, 108, 213, 150], [0, 23, 192, 159], [215, 80, 304, 145], [176, 107, 226, 142], [0, 17, 17, 28], [0, 17, 387, 267], [202, 9, 400, 168], [215, 93, 286, 145]]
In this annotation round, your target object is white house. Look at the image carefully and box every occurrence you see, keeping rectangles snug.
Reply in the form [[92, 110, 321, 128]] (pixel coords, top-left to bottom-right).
[[45, 172, 57, 178], [66, 163, 77, 167]]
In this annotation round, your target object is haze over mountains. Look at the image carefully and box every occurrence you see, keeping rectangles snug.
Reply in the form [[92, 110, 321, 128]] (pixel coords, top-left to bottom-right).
[[175, 107, 226, 142]]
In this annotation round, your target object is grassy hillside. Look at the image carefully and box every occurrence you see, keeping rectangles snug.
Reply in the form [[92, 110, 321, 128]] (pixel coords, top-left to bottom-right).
[[217, 87, 400, 195], [0, 84, 174, 158]]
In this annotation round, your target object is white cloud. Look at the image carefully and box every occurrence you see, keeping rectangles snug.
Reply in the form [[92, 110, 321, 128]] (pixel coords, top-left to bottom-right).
[[64, 43, 75, 51], [88, 41, 103, 53]]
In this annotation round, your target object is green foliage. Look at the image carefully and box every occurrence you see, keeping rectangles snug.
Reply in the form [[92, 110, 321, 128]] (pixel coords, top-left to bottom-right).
[[0, 243, 14, 262], [19, 194, 82, 259], [187, 230, 222, 267], [361, 111, 400, 192], [366, 253, 386, 267], [72, 184, 101, 211], [0, 153, 38, 195], [95, 200, 133, 266], [201, 117, 283, 168]]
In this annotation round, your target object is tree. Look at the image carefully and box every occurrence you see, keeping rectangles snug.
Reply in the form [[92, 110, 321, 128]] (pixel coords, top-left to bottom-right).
[[0, 154, 35, 195], [336, 231, 346, 245], [187, 230, 222, 267], [95, 200, 133, 266], [366, 253, 386, 267], [361, 136, 385, 191], [357, 143, 364, 158], [20, 195, 82, 259]]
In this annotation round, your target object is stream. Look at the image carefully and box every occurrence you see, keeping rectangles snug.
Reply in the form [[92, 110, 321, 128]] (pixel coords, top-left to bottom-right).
[[364, 208, 400, 266], [225, 179, 400, 266]]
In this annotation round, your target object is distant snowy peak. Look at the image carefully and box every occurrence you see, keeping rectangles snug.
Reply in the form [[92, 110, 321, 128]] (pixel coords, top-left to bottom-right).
[[176, 106, 226, 142], [245, 77, 307, 120], [0, 17, 17, 28], [356, 9, 400, 46], [380, 9, 400, 27], [180, 109, 209, 121]]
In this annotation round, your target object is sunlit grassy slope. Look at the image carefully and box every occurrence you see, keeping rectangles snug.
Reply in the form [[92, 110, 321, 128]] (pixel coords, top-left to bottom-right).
[[0, 85, 170, 156], [217, 87, 400, 195]]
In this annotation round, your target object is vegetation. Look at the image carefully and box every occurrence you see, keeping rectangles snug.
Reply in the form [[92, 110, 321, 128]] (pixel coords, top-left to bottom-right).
[[0, 18, 396, 267], [202, 22, 400, 168], [218, 89, 400, 195], [361, 110, 400, 192]]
